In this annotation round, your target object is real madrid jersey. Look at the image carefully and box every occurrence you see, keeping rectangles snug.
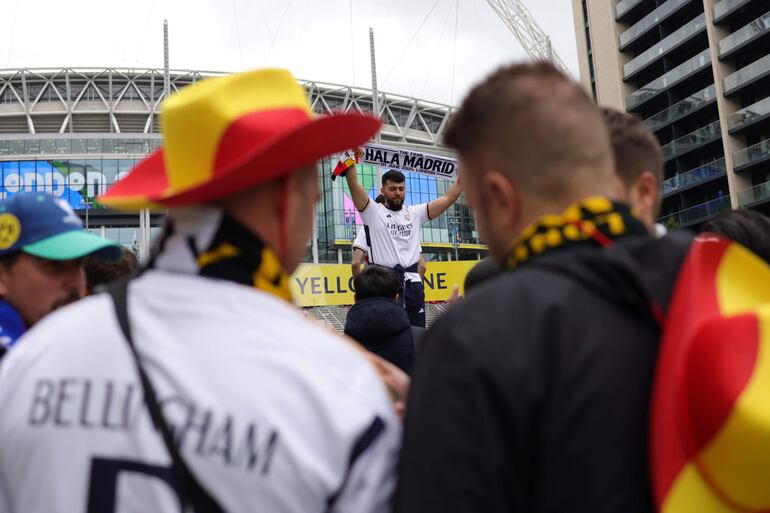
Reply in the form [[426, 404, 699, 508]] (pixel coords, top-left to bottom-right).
[[352, 228, 369, 255], [359, 201, 429, 282], [0, 271, 400, 513]]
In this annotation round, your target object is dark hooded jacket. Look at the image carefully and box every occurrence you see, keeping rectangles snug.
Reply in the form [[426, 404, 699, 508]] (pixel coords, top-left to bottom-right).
[[395, 230, 695, 513], [345, 297, 415, 375]]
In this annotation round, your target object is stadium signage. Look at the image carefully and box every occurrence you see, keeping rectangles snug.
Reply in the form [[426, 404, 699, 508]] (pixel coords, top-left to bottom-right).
[[1, 161, 129, 208], [0, 169, 122, 199], [290, 261, 477, 306], [362, 143, 457, 181]]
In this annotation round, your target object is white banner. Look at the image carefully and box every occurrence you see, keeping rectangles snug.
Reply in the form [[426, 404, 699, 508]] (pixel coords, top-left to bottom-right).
[[361, 143, 458, 181]]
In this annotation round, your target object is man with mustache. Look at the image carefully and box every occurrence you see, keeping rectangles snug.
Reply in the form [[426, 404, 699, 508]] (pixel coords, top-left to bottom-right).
[[0, 192, 119, 357]]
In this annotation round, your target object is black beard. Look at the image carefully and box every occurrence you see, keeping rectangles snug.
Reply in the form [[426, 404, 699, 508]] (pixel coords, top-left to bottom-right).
[[385, 198, 403, 211]]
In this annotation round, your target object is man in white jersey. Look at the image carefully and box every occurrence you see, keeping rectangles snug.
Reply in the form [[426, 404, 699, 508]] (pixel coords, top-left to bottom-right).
[[0, 69, 400, 513], [351, 195, 426, 280], [345, 168, 462, 327]]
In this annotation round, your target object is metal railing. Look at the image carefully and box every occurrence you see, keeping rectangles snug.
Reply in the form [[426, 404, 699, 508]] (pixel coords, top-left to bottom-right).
[[658, 195, 731, 229], [624, 14, 706, 79], [738, 181, 770, 206], [724, 53, 770, 94], [0, 134, 162, 157], [620, 0, 696, 48], [662, 158, 726, 195], [627, 49, 711, 110], [733, 139, 770, 169], [660, 120, 721, 160], [728, 95, 770, 131], [719, 11, 770, 57], [644, 84, 716, 132]]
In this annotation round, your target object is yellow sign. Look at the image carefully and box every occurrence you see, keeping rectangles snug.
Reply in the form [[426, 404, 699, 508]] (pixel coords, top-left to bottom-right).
[[0, 213, 21, 250], [290, 261, 480, 307]]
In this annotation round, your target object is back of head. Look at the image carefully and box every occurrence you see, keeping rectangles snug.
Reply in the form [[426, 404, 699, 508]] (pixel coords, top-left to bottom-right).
[[444, 62, 614, 203], [601, 108, 663, 190], [701, 209, 770, 264], [354, 265, 400, 301], [83, 247, 138, 293]]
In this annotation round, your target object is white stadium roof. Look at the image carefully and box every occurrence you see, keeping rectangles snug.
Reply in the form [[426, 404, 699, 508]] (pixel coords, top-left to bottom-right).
[[0, 67, 455, 151]]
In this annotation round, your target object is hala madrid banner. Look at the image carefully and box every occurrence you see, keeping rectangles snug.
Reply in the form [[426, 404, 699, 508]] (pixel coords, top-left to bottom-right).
[[360, 143, 458, 181]]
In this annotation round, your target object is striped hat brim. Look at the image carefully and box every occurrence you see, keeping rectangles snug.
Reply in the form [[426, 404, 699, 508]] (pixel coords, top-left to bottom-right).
[[99, 111, 380, 211]]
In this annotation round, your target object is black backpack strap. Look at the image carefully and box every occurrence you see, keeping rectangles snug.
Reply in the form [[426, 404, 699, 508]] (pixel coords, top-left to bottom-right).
[[106, 278, 227, 513]]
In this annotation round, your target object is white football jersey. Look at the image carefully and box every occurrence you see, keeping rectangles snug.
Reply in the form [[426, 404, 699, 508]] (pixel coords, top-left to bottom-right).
[[359, 201, 429, 282], [352, 228, 369, 255], [0, 271, 400, 513]]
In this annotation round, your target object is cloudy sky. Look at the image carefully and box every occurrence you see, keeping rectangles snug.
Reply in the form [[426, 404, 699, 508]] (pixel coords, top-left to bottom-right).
[[1, 0, 579, 106]]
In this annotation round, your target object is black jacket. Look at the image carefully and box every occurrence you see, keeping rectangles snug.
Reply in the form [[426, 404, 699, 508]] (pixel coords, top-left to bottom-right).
[[345, 297, 415, 375], [395, 232, 693, 513]]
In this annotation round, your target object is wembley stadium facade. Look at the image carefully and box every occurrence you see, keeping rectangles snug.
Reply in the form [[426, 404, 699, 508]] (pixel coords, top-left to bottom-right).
[[0, 67, 485, 263]]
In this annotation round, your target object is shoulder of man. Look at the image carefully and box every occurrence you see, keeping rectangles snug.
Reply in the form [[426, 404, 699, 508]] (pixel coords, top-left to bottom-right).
[[424, 266, 576, 356]]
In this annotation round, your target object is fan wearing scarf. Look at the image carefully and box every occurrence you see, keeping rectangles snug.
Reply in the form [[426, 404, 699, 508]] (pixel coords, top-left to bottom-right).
[[0, 69, 400, 513]]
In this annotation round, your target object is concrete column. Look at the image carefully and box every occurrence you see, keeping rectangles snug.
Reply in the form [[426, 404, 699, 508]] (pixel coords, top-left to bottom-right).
[[337, 247, 343, 264], [572, 0, 634, 109], [703, 0, 749, 209]]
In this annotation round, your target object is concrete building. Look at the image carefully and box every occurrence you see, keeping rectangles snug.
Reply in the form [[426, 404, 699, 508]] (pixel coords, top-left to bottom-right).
[[572, 0, 770, 229]]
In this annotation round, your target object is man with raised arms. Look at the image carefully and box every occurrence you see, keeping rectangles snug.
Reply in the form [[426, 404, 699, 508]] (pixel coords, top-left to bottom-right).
[[345, 167, 462, 327]]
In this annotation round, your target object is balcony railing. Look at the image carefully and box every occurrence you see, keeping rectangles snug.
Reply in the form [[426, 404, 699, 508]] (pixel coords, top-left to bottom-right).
[[659, 195, 731, 229], [620, 0, 696, 49], [738, 181, 770, 206], [660, 120, 722, 161], [728, 96, 770, 132], [624, 14, 706, 79], [733, 139, 770, 169], [0, 134, 162, 157], [724, 53, 770, 95], [627, 49, 712, 110], [644, 84, 716, 132], [714, 0, 754, 23], [662, 159, 726, 196], [719, 11, 770, 58], [616, 0, 644, 19]]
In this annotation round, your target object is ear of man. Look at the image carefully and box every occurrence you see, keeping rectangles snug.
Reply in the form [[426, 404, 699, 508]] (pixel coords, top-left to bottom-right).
[[0, 255, 17, 297], [629, 170, 659, 230], [479, 170, 526, 259]]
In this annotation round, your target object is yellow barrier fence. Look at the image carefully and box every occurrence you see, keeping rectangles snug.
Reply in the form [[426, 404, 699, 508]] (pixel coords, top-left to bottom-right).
[[290, 261, 479, 307]]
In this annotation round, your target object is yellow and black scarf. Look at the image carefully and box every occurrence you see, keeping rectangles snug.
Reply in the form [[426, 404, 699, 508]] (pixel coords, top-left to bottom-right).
[[506, 196, 649, 270], [148, 208, 292, 302]]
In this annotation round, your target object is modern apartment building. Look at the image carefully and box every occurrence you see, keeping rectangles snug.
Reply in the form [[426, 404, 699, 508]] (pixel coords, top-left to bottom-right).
[[572, 0, 770, 229]]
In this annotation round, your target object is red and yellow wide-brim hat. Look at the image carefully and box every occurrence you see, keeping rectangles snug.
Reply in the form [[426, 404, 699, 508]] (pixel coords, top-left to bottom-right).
[[98, 68, 380, 210], [651, 235, 770, 513]]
